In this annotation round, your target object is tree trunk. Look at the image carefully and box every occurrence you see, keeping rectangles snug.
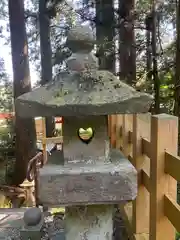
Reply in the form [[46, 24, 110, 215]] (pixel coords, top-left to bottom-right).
[[8, 0, 36, 185], [39, 0, 54, 137], [151, 1, 160, 114], [174, 0, 180, 205], [174, 0, 180, 118], [118, 0, 136, 85], [145, 13, 153, 94], [96, 0, 115, 72]]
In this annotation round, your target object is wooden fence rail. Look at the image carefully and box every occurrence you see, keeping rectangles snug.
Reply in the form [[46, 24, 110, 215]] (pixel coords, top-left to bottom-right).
[[109, 113, 180, 240]]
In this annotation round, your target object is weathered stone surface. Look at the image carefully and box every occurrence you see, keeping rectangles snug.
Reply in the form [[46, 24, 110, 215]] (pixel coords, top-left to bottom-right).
[[15, 71, 152, 118], [51, 231, 65, 240], [23, 207, 42, 226], [21, 219, 44, 240], [0, 209, 127, 239], [66, 24, 95, 52], [66, 52, 98, 72], [65, 205, 113, 240], [21, 208, 43, 240], [39, 150, 137, 206], [63, 116, 110, 164]]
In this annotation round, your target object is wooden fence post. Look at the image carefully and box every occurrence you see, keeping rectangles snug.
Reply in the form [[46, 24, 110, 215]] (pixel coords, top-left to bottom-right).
[[42, 117, 47, 163], [115, 115, 123, 150], [122, 114, 132, 156], [132, 114, 150, 234], [109, 115, 117, 148], [108, 116, 111, 138], [150, 114, 178, 240]]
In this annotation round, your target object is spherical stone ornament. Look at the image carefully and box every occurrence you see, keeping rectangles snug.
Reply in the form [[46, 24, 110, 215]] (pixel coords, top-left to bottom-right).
[[66, 52, 98, 72], [66, 25, 95, 52], [23, 207, 42, 226]]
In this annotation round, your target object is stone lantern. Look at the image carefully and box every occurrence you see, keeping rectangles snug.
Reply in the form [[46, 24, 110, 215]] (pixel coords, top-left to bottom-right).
[[16, 25, 152, 240]]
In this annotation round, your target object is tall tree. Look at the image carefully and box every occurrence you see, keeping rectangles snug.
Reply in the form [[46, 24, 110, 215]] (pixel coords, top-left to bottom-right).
[[8, 0, 36, 185], [145, 12, 152, 91], [174, 0, 180, 118], [151, 0, 160, 113], [118, 0, 136, 85], [39, 0, 52, 85], [39, 0, 54, 137], [96, 0, 115, 72]]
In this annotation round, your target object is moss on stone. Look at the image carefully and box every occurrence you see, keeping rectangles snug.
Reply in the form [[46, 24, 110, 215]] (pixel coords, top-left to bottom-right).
[[16, 69, 152, 117]]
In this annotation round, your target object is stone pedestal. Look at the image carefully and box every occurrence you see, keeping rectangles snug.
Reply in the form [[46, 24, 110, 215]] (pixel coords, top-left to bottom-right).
[[38, 150, 137, 240], [65, 205, 113, 240], [20, 207, 43, 240]]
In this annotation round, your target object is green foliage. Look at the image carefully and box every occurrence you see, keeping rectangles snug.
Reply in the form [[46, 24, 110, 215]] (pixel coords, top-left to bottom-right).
[[0, 58, 13, 112], [0, 127, 11, 144], [0, 126, 14, 148], [176, 232, 180, 240], [51, 207, 65, 215], [0, 194, 12, 208], [0, 125, 15, 163], [0, 57, 14, 161]]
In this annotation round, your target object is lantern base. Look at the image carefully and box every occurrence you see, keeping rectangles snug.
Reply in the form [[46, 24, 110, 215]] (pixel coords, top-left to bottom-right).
[[65, 205, 113, 240]]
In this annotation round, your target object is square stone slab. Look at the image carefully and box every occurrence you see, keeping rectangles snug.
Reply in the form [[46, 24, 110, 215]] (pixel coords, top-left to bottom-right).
[[39, 150, 137, 206], [0, 210, 24, 239]]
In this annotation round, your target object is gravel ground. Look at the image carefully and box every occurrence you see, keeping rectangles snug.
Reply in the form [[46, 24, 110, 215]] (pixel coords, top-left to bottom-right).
[[0, 212, 65, 240], [0, 209, 128, 240], [41, 213, 65, 240]]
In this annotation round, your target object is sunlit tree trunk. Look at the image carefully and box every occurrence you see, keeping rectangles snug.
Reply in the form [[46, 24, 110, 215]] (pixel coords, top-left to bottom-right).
[[8, 0, 36, 185]]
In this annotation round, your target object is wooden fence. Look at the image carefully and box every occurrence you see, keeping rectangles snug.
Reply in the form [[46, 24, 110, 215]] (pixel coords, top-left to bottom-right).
[[108, 113, 180, 240], [36, 118, 63, 163]]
